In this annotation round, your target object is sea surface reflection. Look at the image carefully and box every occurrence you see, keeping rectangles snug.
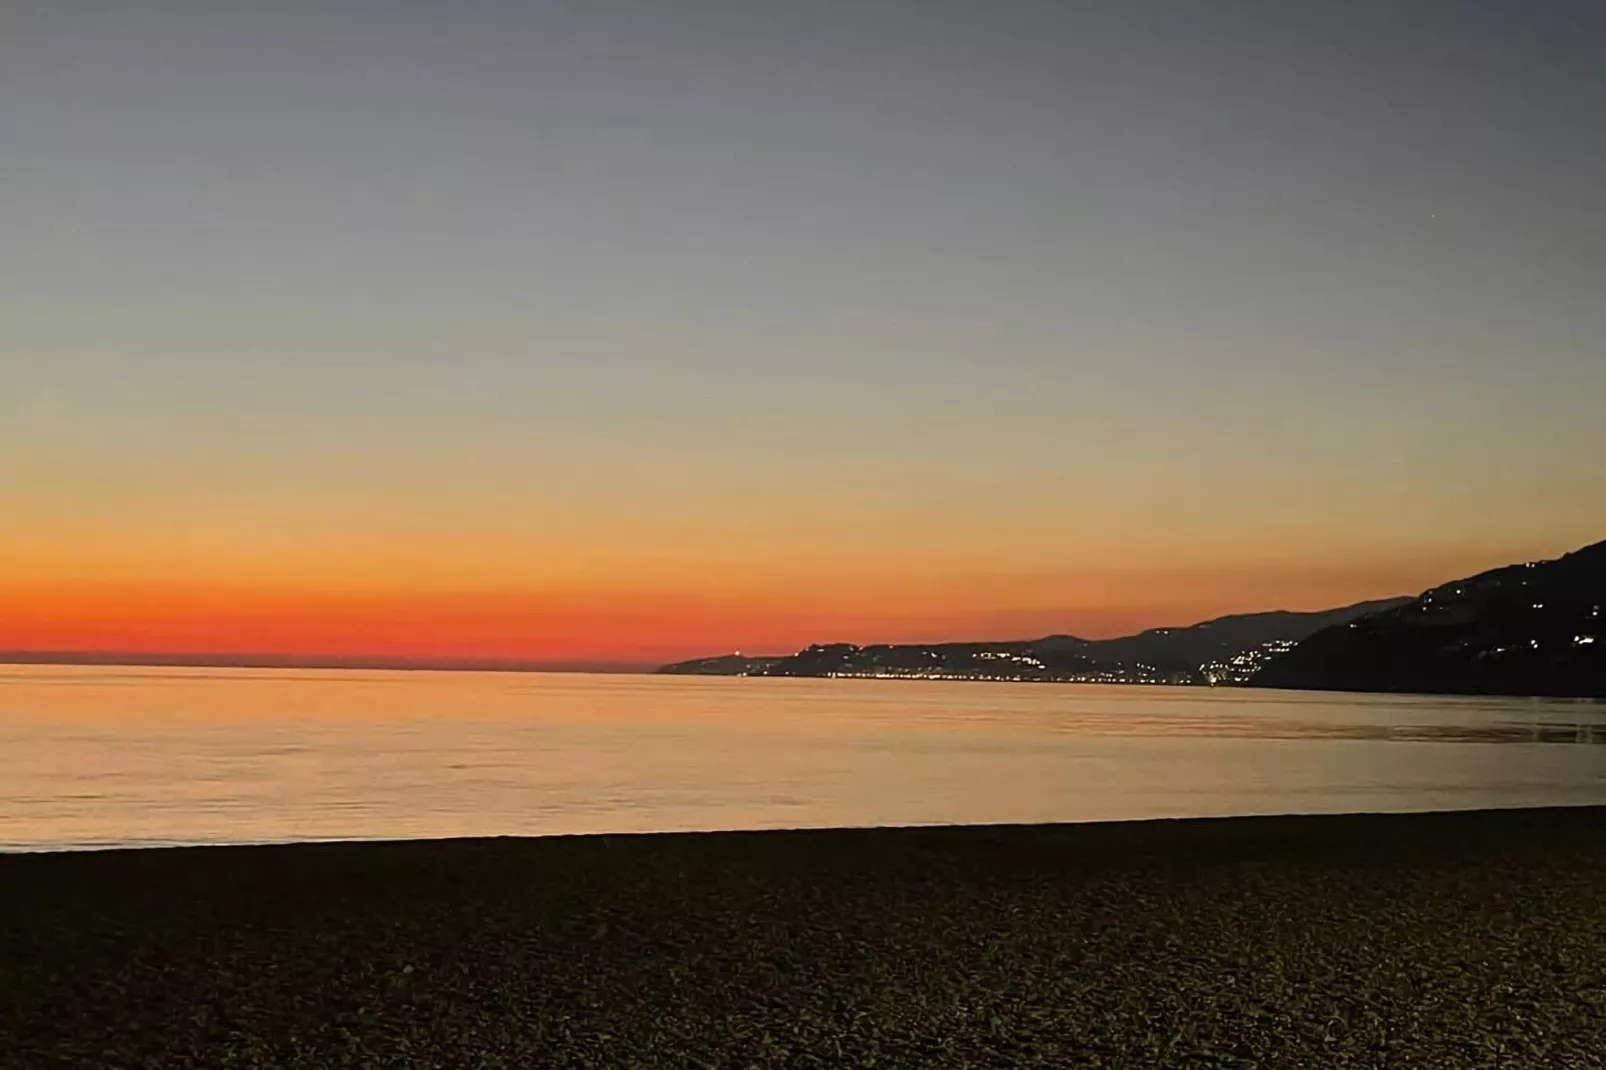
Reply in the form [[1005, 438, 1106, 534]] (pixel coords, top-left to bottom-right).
[[2, 666, 1602, 851]]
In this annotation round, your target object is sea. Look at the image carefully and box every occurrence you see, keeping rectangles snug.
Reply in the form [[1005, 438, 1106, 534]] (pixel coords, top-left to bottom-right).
[[2, 665, 1603, 852]]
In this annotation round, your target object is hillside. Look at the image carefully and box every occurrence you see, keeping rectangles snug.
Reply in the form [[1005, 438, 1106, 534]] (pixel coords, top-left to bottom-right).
[[656, 654, 783, 676], [658, 598, 1409, 684], [1250, 540, 1606, 697]]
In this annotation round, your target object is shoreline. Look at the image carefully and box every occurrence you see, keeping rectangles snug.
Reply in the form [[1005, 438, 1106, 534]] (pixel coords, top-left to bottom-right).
[[4, 807, 1604, 1067], [2, 800, 1601, 856], [10, 657, 1603, 700]]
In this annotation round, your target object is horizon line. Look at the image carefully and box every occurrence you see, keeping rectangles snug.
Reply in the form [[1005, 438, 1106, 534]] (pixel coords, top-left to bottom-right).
[[0, 593, 1427, 676], [0, 651, 657, 675]]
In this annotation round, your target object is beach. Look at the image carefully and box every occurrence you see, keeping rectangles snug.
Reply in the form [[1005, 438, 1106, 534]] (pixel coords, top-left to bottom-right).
[[3, 807, 1603, 1068]]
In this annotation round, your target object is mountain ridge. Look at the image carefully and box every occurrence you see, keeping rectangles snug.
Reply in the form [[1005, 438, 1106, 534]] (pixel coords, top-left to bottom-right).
[[1249, 539, 1606, 697], [659, 597, 1410, 684]]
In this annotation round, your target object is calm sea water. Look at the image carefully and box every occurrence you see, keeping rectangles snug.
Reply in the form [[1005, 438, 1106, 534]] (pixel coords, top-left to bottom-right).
[[2, 665, 1602, 851]]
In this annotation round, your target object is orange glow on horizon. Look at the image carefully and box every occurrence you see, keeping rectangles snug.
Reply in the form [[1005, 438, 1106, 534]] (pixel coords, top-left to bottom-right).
[[0, 543, 1525, 666]]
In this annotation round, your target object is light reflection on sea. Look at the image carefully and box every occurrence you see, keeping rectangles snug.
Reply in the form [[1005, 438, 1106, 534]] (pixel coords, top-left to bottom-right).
[[1, 666, 1602, 851]]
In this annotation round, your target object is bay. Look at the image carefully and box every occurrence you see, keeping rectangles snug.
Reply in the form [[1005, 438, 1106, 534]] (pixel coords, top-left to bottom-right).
[[2, 665, 1602, 851]]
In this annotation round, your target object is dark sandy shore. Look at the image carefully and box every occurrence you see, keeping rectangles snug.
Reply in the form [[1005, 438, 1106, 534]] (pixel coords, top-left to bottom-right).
[[3, 808, 1604, 1069]]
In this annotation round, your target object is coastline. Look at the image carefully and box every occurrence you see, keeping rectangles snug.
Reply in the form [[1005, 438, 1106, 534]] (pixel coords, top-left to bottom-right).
[[3, 807, 1603, 1067]]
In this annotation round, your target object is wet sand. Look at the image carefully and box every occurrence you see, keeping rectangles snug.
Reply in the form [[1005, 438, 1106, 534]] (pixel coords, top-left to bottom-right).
[[3, 807, 1603, 1068]]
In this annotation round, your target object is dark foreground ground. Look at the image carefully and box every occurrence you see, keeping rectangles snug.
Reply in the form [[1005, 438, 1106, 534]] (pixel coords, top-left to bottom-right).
[[2, 809, 1604, 1069]]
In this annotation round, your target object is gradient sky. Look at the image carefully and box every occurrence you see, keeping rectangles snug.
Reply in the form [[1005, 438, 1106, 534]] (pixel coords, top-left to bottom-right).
[[5, 1, 1605, 664]]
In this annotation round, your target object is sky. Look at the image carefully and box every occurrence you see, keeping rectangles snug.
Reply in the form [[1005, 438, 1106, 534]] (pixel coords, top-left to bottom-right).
[[4, 1, 1605, 666]]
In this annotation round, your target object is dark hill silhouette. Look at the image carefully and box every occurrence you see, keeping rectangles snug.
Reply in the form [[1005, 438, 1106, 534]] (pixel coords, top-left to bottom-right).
[[656, 654, 783, 676], [1250, 540, 1606, 697], [1067, 600, 1410, 671], [658, 598, 1409, 683]]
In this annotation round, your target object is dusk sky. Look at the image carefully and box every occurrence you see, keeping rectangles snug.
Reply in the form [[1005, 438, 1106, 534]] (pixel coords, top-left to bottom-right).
[[5, 1, 1605, 664]]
